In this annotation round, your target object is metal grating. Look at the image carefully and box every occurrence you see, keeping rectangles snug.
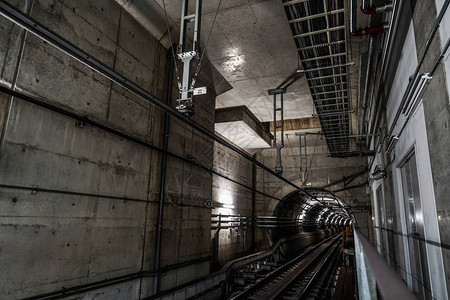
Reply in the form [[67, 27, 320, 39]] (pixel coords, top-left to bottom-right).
[[282, 0, 351, 157]]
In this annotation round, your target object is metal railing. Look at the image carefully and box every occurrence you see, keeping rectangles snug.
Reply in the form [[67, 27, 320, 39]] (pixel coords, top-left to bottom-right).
[[211, 214, 323, 230], [354, 228, 418, 300]]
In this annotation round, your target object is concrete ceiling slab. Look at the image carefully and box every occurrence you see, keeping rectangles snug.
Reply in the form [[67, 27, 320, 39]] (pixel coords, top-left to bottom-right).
[[154, 0, 314, 123], [215, 121, 271, 149], [215, 105, 273, 149]]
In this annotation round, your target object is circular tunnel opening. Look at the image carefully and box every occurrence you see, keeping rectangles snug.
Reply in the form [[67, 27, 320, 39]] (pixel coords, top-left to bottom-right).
[[272, 188, 354, 241]]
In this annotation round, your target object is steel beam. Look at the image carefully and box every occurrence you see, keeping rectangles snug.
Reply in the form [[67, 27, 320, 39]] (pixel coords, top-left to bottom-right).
[[294, 25, 346, 38], [308, 73, 347, 81], [311, 82, 348, 89], [312, 89, 348, 96], [288, 9, 345, 23], [302, 53, 346, 62], [312, 110, 353, 117], [298, 40, 345, 51], [283, 0, 308, 6]]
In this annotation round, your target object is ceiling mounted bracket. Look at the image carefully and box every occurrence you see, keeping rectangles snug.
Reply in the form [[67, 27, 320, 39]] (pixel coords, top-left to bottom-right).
[[269, 88, 286, 175], [176, 0, 204, 117]]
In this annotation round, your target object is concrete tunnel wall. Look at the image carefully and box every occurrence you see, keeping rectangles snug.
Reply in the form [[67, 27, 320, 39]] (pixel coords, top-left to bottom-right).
[[0, 0, 374, 299], [0, 0, 219, 298]]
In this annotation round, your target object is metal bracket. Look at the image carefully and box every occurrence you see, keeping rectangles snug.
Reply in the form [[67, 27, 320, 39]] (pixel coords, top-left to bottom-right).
[[75, 116, 88, 128], [176, 0, 203, 117], [31, 185, 37, 195], [296, 132, 308, 185], [269, 88, 286, 175]]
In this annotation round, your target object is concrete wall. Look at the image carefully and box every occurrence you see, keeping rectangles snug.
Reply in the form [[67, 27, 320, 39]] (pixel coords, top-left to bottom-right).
[[211, 142, 253, 266], [367, 0, 450, 298], [0, 0, 216, 298]]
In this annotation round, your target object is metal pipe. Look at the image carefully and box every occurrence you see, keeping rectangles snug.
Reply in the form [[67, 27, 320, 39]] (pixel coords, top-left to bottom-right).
[[359, 37, 376, 140], [153, 46, 175, 295], [350, 0, 357, 34], [375, 3, 393, 13], [361, 2, 393, 15], [297, 62, 355, 73], [251, 154, 256, 253], [362, 0, 371, 11], [0, 1, 324, 202]]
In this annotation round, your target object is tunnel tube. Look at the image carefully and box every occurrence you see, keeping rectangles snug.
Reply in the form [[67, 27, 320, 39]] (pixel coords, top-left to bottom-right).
[[271, 189, 353, 241]]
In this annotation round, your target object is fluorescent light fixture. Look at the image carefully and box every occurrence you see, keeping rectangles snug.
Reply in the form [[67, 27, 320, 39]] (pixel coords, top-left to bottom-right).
[[223, 204, 235, 209], [402, 73, 432, 117]]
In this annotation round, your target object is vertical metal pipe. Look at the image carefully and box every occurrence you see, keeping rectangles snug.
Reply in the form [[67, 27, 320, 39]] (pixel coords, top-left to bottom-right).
[[359, 37, 375, 140], [362, 0, 371, 11], [179, 0, 187, 51], [350, 0, 357, 34], [280, 93, 284, 147], [272, 94, 277, 147], [153, 45, 175, 295], [251, 154, 256, 253]]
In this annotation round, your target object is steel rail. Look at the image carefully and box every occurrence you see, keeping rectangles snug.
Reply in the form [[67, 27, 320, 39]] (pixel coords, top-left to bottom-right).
[[0, 0, 328, 205], [229, 234, 340, 300], [259, 236, 339, 300], [294, 238, 341, 299]]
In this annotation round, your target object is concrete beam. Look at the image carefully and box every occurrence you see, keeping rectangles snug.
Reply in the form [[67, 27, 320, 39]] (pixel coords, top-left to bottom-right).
[[264, 117, 321, 132], [215, 106, 273, 149]]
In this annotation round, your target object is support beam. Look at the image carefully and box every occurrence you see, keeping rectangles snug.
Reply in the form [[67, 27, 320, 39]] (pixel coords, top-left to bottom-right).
[[264, 117, 321, 132], [312, 89, 348, 96], [308, 73, 347, 81], [294, 25, 346, 38], [289, 9, 344, 23], [298, 40, 345, 51], [302, 53, 347, 62], [283, 0, 308, 6]]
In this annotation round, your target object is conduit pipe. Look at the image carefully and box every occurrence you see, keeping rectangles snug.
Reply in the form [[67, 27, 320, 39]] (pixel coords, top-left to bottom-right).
[[153, 46, 175, 295], [361, 2, 393, 15], [350, 0, 389, 36], [362, 0, 371, 11], [359, 37, 376, 140], [350, 0, 357, 34], [352, 24, 386, 37]]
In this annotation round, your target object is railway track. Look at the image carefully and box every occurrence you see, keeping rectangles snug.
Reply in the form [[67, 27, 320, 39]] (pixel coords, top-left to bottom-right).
[[228, 234, 342, 300]]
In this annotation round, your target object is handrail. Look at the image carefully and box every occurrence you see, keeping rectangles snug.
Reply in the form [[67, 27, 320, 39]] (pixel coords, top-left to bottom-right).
[[354, 228, 417, 300]]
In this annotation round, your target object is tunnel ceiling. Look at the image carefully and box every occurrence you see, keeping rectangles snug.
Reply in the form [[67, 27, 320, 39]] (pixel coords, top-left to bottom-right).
[[274, 188, 352, 222], [156, 0, 366, 155]]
